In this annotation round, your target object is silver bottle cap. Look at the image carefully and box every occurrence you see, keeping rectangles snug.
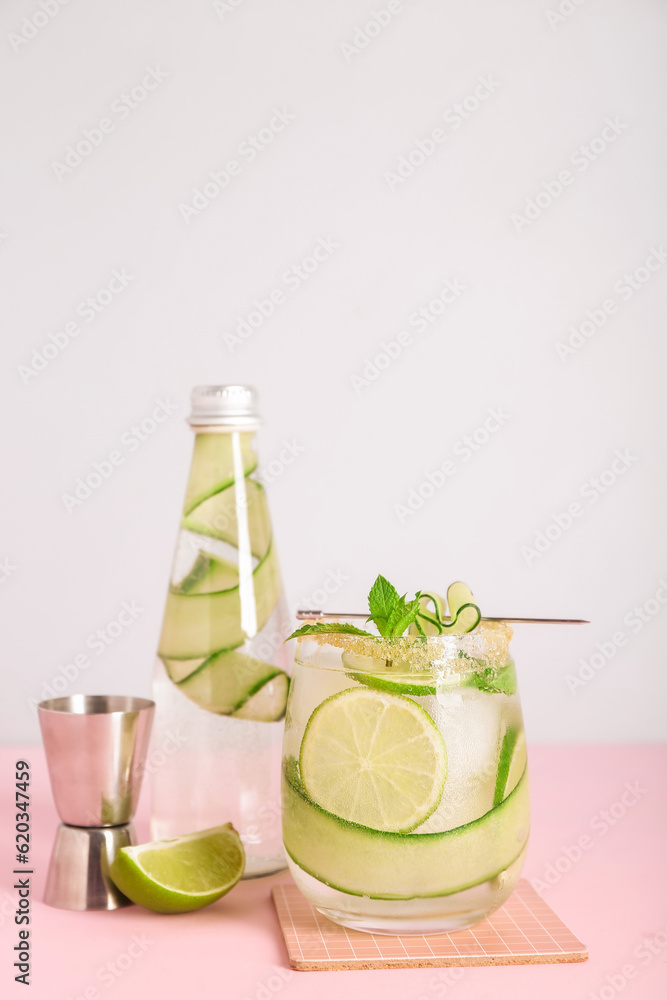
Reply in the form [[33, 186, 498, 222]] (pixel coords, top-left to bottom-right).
[[188, 385, 261, 428]]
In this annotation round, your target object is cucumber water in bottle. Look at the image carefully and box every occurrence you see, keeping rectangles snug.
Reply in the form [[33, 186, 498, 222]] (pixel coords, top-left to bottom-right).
[[151, 385, 291, 876]]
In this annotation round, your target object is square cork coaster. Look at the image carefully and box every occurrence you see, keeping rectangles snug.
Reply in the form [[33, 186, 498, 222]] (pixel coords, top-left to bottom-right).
[[271, 879, 588, 971]]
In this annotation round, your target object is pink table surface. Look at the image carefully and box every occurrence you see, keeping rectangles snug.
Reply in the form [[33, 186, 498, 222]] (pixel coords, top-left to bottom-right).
[[1, 745, 665, 1000]]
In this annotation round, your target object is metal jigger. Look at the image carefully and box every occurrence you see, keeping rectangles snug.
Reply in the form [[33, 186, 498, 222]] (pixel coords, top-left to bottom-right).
[[38, 695, 154, 911]]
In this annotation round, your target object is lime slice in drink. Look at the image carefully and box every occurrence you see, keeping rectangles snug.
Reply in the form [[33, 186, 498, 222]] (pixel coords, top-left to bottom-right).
[[341, 652, 438, 696], [344, 651, 516, 698], [110, 824, 245, 914], [299, 687, 447, 833]]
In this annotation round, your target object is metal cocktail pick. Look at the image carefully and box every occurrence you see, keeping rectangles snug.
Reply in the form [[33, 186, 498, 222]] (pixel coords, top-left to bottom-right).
[[38, 695, 154, 911], [296, 611, 589, 624]]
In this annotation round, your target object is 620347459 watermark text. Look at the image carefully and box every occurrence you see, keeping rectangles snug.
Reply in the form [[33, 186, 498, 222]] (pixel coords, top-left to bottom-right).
[[13, 760, 32, 986]]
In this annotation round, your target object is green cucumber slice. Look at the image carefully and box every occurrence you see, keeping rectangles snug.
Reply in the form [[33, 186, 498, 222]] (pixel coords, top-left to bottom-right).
[[158, 543, 281, 659], [408, 585, 481, 636], [178, 648, 286, 716], [409, 592, 448, 636], [494, 726, 519, 806], [282, 764, 529, 899], [441, 581, 481, 634], [183, 433, 257, 515], [182, 478, 271, 558], [174, 552, 239, 595], [232, 672, 289, 722], [495, 726, 526, 805], [160, 655, 208, 683]]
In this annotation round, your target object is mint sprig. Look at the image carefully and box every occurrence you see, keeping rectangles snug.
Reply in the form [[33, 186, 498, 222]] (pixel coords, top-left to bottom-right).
[[384, 595, 423, 636], [369, 575, 423, 637], [286, 621, 375, 641], [366, 575, 400, 634], [287, 574, 423, 641]]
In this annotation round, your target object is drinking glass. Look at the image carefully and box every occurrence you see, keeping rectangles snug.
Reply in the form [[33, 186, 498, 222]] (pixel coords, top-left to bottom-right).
[[281, 620, 529, 935]]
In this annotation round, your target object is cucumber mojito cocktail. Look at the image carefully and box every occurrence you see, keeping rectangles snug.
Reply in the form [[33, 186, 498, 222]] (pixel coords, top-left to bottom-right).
[[281, 577, 529, 934]]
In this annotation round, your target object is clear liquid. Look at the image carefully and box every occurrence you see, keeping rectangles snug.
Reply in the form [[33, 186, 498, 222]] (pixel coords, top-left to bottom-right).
[[287, 847, 529, 935], [282, 658, 529, 932], [151, 658, 286, 877]]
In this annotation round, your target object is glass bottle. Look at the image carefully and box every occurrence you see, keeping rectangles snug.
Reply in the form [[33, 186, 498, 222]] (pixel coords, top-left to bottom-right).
[[151, 385, 291, 877]]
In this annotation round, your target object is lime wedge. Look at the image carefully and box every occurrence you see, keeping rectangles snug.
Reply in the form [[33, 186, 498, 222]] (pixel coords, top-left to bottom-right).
[[299, 687, 447, 833], [109, 824, 245, 913]]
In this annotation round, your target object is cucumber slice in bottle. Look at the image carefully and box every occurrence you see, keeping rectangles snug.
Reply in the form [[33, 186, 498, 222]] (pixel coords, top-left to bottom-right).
[[162, 425, 288, 721], [182, 478, 272, 558], [232, 673, 290, 722], [282, 763, 529, 899], [158, 543, 282, 659], [174, 552, 239, 595], [160, 655, 208, 684], [183, 434, 257, 515], [178, 648, 287, 717]]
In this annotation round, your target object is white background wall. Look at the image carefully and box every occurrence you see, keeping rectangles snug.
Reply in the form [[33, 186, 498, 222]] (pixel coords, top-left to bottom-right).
[[1, 0, 665, 744]]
